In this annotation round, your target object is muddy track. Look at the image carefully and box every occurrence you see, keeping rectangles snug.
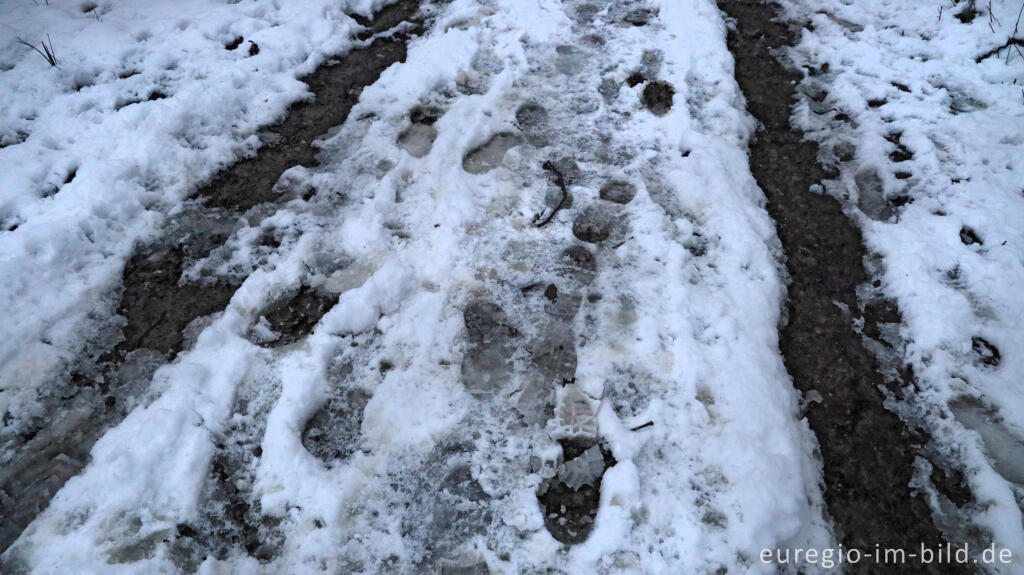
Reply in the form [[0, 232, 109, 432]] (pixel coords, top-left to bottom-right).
[[719, 1, 971, 572], [0, 1, 426, 556]]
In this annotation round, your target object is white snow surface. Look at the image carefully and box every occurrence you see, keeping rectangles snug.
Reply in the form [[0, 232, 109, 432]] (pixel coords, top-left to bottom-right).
[[0, 0, 838, 573], [778, 0, 1024, 569]]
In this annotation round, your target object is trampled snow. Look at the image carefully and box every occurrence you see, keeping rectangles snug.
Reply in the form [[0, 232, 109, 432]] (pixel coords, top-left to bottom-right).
[[0, 0, 861, 572]]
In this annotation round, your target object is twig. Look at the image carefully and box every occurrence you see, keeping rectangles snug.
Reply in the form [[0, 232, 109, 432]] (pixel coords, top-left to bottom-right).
[[17, 35, 60, 69], [630, 421, 654, 431], [1014, 1, 1024, 60], [975, 36, 1024, 62], [988, 0, 1001, 33]]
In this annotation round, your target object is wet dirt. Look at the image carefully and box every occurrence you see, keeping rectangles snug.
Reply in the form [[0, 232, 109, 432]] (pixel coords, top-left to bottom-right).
[[641, 80, 675, 116], [718, 1, 972, 572], [537, 438, 615, 544], [0, 0, 427, 558], [257, 286, 336, 348], [118, 244, 239, 356]]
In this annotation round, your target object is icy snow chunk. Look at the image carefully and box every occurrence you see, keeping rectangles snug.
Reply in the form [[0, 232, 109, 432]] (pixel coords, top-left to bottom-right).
[[462, 133, 522, 174], [528, 329, 577, 383], [440, 558, 490, 575], [550, 384, 598, 441], [323, 257, 378, 294], [272, 165, 316, 201], [557, 445, 605, 489], [516, 377, 554, 425], [804, 389, 824, 404], [251, 316, 280, 344]]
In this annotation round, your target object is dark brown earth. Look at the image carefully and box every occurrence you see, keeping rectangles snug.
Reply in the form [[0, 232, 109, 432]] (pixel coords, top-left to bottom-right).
[[537, 438, 615, 544], [260, 286, 337, 348], [0, 1, 426, 559], [718, 1, 972, 573]]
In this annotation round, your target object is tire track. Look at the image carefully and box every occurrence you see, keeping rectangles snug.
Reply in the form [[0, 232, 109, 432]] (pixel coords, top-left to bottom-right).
[[719, 1, 972, 572]]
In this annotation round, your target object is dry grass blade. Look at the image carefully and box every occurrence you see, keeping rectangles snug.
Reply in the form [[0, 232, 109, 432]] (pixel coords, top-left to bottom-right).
[[16, 35, 60, 69]]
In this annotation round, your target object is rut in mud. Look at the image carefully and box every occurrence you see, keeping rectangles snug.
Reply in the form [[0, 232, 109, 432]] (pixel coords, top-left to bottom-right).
[[719, 1, 970, 572], [0, 1, 425, 556]]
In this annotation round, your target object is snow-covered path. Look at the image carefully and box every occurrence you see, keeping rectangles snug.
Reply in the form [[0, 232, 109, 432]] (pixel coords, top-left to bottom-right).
[[2, 0, 833, 572], [2, 0, 1023, 573]]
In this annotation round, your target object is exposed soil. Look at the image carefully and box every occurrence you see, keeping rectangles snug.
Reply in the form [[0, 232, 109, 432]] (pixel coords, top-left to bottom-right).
[[718, 1, 972, 572], [258, 286, 336, 348], [641, 80, 675, 116], [0, 1, 426, 557], [537, 438, 615, 544], [118, 244, 239, 356]]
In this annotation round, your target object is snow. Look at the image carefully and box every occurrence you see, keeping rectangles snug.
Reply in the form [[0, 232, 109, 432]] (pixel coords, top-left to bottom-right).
[[779, 0, 1024, 568], [0, 0, 393, 427], [2, 0, 839, 572]]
